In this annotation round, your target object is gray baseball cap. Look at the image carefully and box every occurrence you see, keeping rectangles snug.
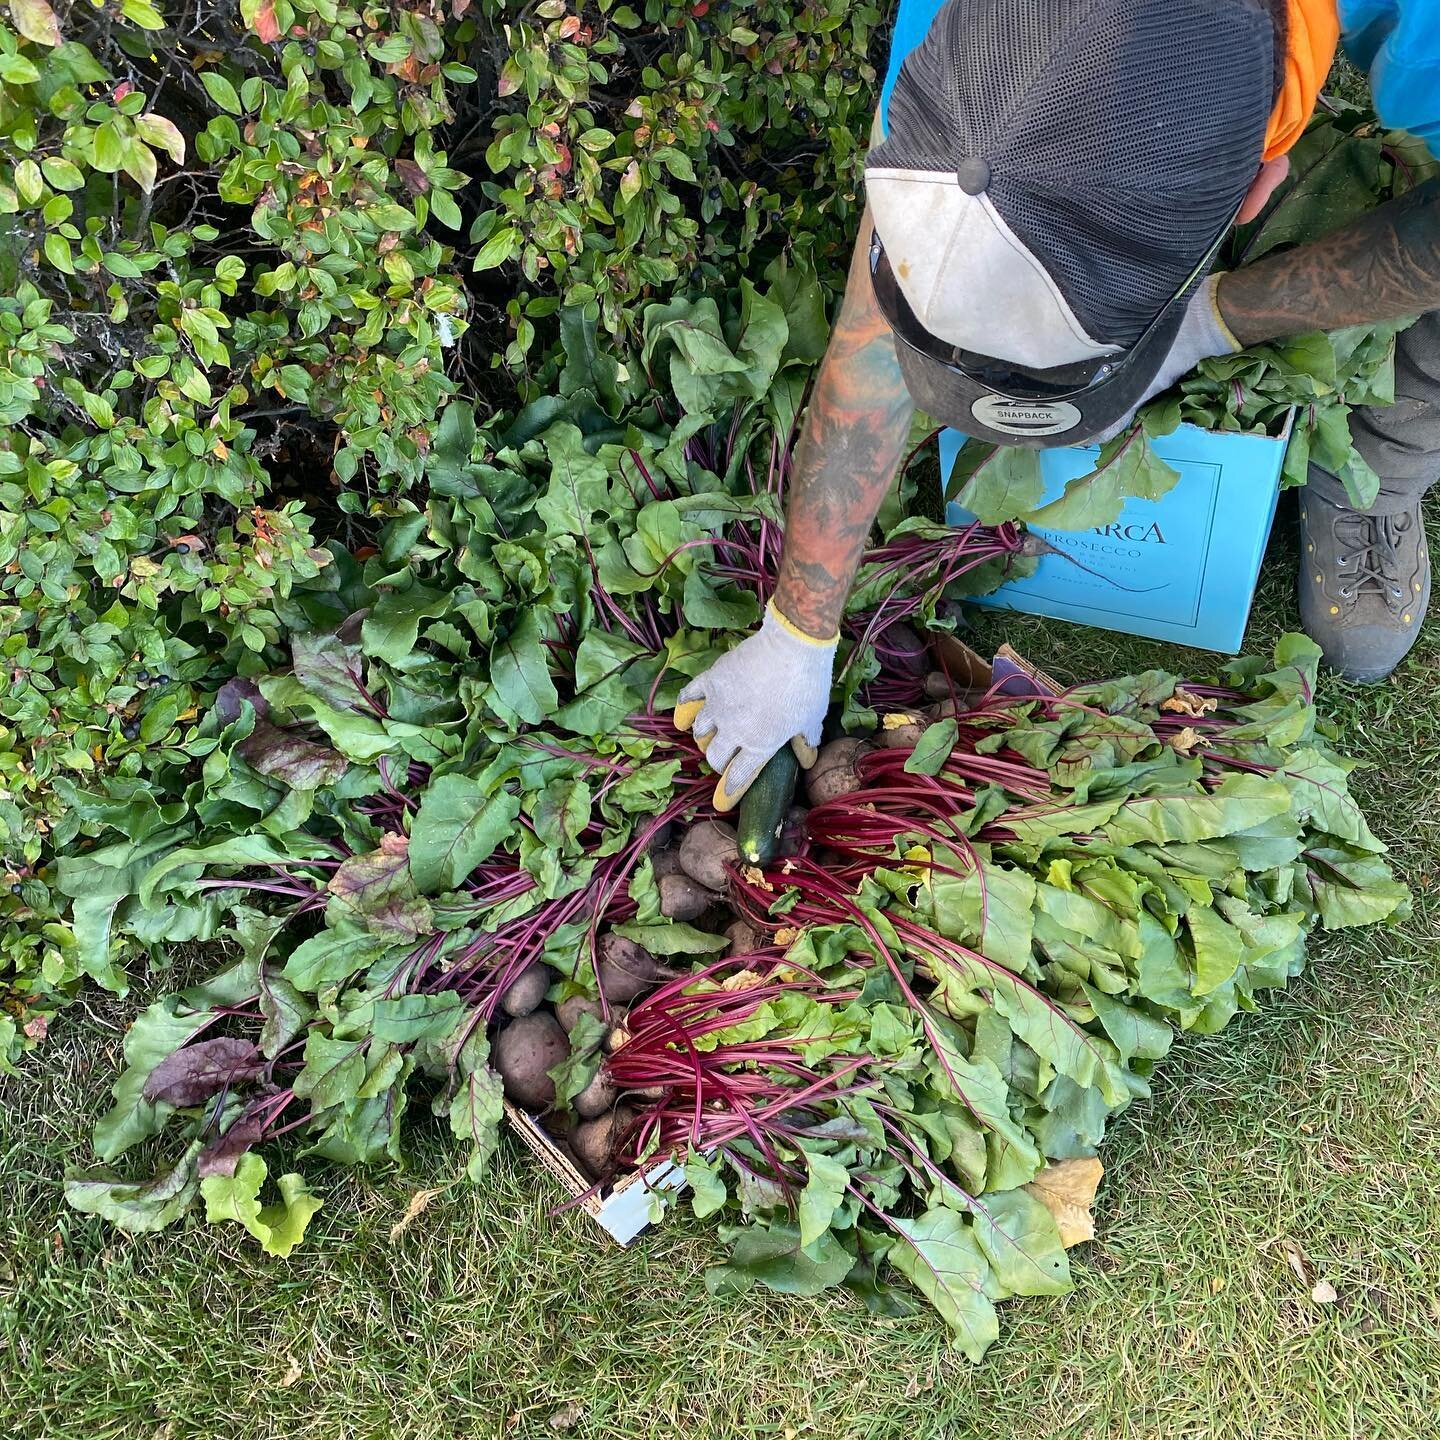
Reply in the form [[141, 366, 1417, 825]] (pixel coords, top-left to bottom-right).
[[866, 0, 1278, 446]]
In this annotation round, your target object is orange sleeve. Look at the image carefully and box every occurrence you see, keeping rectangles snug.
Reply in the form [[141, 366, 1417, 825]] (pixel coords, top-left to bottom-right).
[[1263, 0, 1341, 160]]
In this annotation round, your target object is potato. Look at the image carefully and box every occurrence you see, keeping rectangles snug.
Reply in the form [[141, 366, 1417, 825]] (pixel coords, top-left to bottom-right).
[[873, 710, 927, 749], [498, 961, 553, 1017], [649, 844, 685, 880], [573, 1068, 619, 1120], [571, 1105, 636, 1178], [556, 993, 606, 1035], [805, 738, 865, 805], [725, 917, 763, 957], [658, 871, 720, 921], [678, 819, 739, 891], [493, 1012, 569, 1110], [598, 932, 671, 1003]]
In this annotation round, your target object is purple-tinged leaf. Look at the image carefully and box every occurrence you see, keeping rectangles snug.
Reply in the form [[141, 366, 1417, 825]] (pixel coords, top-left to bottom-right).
[[292, 628, 373, 714], [238, 718, 348, 790], [325, 833, 433, 939], [142, 1037, 264, 1106], [214, 676, 268, 726], [198, 1109, 271, 1179]]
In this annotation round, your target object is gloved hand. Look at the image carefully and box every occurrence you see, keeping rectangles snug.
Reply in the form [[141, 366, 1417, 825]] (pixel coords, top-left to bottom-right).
[[673, 600, 837, 811], [1096, 274, 1241, 442]]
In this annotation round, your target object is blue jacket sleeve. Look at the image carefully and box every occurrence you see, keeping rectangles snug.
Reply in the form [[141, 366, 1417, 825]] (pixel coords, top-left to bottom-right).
[[1339, 1, 1440, 152]]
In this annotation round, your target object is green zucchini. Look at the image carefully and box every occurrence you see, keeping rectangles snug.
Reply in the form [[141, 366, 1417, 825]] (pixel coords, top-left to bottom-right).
[[736, 745, 800, 865]]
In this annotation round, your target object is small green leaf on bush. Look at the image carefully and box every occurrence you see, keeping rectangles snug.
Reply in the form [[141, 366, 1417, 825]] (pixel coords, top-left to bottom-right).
[[429, 188, 461, 229], [0, 53, 40, 84], [92, 119, 125, 173], [40, 156, 84, 191], [473, 226, 520, 271], [13, 159, 43, 205], [200, 70, 243, 114], [119, 0, 165, 29], [121, 138, 158, 192], [43, 232, 74, 273]]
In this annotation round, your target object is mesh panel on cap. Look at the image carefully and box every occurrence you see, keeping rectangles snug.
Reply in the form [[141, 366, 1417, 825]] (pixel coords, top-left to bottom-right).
[[868, 0, 1275, 347], [994, 0, 1273, 343]]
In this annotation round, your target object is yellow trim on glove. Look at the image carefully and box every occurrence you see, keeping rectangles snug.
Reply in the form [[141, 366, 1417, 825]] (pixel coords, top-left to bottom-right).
[[767, 600, 839, 648]]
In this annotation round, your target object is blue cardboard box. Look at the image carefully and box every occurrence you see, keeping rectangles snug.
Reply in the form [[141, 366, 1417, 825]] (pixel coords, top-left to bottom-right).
[[940, 417, 1291, 654]]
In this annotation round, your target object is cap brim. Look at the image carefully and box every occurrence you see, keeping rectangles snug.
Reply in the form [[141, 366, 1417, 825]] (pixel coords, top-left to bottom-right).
[[892, 288, 1190, 448]]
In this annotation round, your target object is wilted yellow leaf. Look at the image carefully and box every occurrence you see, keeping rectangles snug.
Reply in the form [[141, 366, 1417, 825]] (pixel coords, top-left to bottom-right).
[[1024, 1156, 1103, 1247]]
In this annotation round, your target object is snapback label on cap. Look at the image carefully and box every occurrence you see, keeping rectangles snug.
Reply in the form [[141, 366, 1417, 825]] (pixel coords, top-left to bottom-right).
[[971, 397, 1083, 436]]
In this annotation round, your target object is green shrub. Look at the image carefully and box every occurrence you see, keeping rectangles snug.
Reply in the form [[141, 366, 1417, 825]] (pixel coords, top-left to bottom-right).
[[0, 0, 876, 1059]]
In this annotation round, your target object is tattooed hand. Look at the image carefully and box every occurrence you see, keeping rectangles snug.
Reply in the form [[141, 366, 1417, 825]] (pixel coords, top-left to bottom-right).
[[772, 207, 916, 639]]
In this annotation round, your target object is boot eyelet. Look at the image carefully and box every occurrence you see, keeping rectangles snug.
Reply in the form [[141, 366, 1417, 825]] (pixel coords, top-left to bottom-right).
[[1340, 586, 1353, 599]]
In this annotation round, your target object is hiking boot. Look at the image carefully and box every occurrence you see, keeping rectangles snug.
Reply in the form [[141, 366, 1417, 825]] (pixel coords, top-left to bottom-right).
[[1298, 488, 1430, 683]]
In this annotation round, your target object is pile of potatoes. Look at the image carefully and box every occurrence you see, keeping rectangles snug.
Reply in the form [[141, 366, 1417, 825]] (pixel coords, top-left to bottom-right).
[[487, 732, 898, 1183]]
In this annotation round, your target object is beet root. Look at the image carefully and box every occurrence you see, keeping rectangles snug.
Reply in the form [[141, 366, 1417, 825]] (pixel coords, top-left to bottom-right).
[[571, 1104, 635, 1177], [498, 961, 554, 1017], [556, 993, 606, 1035], [573, 1069, 619, 1120], [873, 711, 927, 749], [649, 844, 685, 880], [658, 871, 720, 921], [725, 917, 763, 957], [598, 932, 671, 1003], [805, 738, 865, 805], [493, 1012, 569, 1110], [677, 819, 739, 891]]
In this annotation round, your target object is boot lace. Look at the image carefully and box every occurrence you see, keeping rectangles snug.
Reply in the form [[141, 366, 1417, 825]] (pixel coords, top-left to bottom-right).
[[1333, 510, 1414, 614]]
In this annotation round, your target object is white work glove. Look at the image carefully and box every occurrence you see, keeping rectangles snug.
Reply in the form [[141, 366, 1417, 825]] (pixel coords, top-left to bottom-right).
[[673, 600, 836, 811], [1096, 274, 1241, 442]]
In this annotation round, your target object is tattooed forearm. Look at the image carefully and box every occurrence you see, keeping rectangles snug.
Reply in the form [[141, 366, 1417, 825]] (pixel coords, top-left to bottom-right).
[[773, 213, 915, 638], [1218, 177, 1440, 347]]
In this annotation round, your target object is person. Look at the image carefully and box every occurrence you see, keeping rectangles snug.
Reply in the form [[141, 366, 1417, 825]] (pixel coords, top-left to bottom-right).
[[675, 0, 1440, 810]]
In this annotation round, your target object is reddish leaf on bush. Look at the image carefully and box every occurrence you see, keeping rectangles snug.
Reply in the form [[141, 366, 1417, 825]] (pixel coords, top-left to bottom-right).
[[142, 1038, 265, 1106], [241, 0, 283, 43], [395, 159, 429, 195]]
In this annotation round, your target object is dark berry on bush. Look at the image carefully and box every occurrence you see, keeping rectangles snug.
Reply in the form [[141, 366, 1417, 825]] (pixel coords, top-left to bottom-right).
[[122, 720, 140, 739], [174, 543, 190, 554], [11, 884, 23, 896]]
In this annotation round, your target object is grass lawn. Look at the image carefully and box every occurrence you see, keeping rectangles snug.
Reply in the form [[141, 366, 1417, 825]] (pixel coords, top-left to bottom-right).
[[2, 499, 1439, 1440]]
